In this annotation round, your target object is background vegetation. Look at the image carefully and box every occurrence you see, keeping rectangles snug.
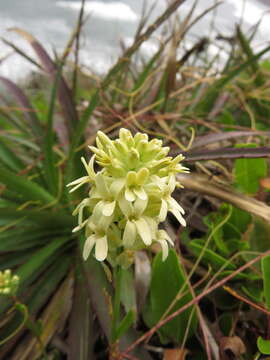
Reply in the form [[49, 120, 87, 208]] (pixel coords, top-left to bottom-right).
[[0, 0, 270, 359]]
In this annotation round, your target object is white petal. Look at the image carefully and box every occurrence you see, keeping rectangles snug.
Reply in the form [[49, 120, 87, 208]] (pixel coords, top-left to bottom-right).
[[98, 214, 113, 231], [81, 155, 96, 178], [158, 239, 169, 261], [170, 208, 186, 226], [72, 219, 88, 232], [83, 235, 96, 260], [168, 175, 176, 192], [67, 176, 89, 187], [92, 201, 104, 223], [95, 236, 108, 261], [159, 199, 168, 222], [145, 216, 158, 237], [123, 220, 137, 247], [102, 201, 116, 217], [169, 198, 185, 214], [118, 196, 133, 217], [133, 187, 147, 201], [135, 218, 152, 245], [159, 230, 174, 245], [67, 176, 89, 193], [125, 188, 136, 202], [134, 198, 148, 216], [95, 173, 109, 197], [110, 178, 125, 197], [78, 198, 90, 225]]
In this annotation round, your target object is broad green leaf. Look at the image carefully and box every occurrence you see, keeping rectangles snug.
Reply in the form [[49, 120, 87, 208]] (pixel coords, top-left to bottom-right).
[[234, 144, 267, 195], [257, 336, 270, 355], [262, 255, 270, 310], [143, 249, 197, 344]]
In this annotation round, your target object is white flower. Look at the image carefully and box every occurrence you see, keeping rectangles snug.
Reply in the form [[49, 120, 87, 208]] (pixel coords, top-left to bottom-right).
[[67, 128, 189, 264]]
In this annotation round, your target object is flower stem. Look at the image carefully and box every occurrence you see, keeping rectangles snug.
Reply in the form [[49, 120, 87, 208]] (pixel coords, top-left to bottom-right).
[[111, 265, 122, 343]]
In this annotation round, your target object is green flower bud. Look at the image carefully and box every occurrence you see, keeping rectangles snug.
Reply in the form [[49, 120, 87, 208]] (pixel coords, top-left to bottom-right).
[[0, 270, 19, 296]]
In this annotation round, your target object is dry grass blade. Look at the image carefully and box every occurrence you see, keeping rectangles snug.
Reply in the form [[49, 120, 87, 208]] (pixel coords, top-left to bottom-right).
[[101, 0, 188, 89], [1, 37, 42, 70], [183, 146, 270, 161], [191, 130, 270, 149], [177, 173, 270, 222]]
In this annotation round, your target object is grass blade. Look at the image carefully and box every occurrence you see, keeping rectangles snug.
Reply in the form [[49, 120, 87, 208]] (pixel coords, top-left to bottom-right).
[[0, 139, 24, 171], [0, 77, 43, 139], [0, 164, 55, 204], [262, 255, 270, 310], [195, 43, 270, 114], [9, 28, 78, 133]]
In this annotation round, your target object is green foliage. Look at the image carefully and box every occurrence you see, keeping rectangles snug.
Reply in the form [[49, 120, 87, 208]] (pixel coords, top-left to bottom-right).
[[257, 337, 270, 355], [143, 249, 197, 344], [234, 144, 268, 195], [0, 1, 269, 358], [262, 255, 270, 310]]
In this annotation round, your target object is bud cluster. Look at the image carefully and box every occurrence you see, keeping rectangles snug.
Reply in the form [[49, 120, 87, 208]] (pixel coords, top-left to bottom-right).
[[68, 128, 189, 266], [0, 269, 19, 296]]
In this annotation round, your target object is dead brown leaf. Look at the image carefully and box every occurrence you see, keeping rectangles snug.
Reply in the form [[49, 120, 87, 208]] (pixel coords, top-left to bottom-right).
[[219, 336, 246, 360], [164, 348, 189, 360], [260, 177, 270, 190]]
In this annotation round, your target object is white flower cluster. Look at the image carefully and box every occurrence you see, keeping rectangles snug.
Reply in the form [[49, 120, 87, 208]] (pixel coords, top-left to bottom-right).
[[68, 128, 189, 265], [0, 269, 19, 295]]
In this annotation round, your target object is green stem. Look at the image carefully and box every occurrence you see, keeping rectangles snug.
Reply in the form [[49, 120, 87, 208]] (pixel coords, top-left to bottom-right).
[[111, 265, 122, 343]]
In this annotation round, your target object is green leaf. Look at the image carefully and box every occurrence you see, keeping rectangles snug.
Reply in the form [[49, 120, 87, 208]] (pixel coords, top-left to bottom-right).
[[17, 237, 69, 286], [83, 248, 112, 340], [27, 256, 71, 313], [223, 206, 251, 240], [247, 218, 270, 253], [0, 164, 55, 204], [69, 262, 96, 360], [234, 144, 267, 195], [115, 310, 136, 341], [120, 267, 137, 314], [43, 64, 62, 195], [188, 239, 236, 271], [195, 43, 270, 114], [143, 249, 197, 344], [0, 139, 24, 172], [262, 255, 270, 310], [257, 336, 270, 355]]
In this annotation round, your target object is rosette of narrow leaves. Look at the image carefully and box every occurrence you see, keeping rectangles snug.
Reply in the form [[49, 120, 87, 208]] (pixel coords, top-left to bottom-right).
[[67, 128, 189, 265], [0, 270, 19, 296]]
